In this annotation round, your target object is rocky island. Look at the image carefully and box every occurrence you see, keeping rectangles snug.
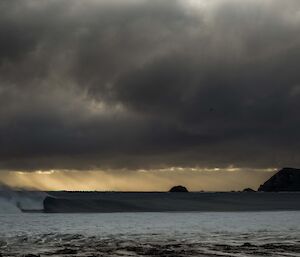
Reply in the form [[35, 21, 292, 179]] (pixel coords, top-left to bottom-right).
[[169, 185, 189, 192]]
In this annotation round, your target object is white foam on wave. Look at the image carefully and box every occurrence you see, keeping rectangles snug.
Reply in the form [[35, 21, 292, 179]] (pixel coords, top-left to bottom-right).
[[0, 186, 47, 212], [0, 198, 21, 213]]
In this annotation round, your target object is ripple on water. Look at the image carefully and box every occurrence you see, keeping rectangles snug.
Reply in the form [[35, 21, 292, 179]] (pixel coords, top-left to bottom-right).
[[0, 233, 300, 257]]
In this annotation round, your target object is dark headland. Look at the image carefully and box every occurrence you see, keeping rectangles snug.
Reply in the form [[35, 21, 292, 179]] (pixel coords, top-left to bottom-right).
[[258, 167, 300, 192], [41, 167, 300, 213]]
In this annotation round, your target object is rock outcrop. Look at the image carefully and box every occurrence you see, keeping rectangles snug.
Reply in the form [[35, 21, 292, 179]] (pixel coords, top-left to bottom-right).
[[242, 188, 256, 192], [169, 185, 189, 192], [258, 167, 300, 192]]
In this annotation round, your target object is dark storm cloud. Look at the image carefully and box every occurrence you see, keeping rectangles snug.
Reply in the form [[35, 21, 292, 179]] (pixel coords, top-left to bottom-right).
[[0, 0, 300, 170]]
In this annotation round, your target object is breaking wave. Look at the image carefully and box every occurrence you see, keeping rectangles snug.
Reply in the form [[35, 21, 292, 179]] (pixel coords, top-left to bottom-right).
[[0, 185, 46, 213]]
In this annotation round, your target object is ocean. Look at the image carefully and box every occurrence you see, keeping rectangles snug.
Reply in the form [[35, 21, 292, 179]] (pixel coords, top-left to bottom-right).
[[1, 211, 300, 256]]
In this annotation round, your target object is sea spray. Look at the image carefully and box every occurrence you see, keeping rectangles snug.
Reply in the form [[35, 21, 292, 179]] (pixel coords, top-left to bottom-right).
[[0, 184, 47, 212], [0, 197, 20, 213]]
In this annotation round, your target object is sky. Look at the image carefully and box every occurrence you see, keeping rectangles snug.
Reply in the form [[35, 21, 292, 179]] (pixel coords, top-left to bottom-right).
[[0, 0, 299, 191]]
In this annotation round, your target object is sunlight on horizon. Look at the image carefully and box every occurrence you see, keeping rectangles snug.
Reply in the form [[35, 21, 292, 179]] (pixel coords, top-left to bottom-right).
[[0, 167, 276, 191]]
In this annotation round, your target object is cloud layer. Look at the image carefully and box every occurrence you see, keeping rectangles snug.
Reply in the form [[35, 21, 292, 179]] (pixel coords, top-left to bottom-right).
[[0, 0, 300, 171]]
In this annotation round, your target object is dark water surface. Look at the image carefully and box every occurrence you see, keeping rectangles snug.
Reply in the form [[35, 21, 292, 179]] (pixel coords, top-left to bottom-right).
[[0, 211, 300, 256]]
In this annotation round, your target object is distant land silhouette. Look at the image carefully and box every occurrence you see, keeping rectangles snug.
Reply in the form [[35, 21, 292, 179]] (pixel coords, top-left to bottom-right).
[[40, 167, 300, 213], [9, 167, 300, 213], [169, 185, 189, 192], [258, 167, 300, 192], [242, 188, 256, 192]]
